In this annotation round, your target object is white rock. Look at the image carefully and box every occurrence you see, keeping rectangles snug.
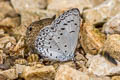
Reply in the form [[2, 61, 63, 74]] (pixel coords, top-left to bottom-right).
[[0, 36, 16, 48], [0, 69, 18, 79], [112, 76, 120, 80], [47, 0, 92, 13], [15, 64, 26, 74], [0, 29, 4, 35], [102, 34, 120, 62], [11, 0, 47, 13], [88, 54, 120, 76], [83, 0, 120, 24], [55, 65, 111, 80], [90, 0, 105, 7], [102, 13, 120, 34], [0, 1, 13, 20], [22, 65, 55, 80], [55, 65, 89, 80]]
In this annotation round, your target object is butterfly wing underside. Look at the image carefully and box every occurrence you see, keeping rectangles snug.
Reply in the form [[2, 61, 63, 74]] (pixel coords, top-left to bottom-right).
[[35, 8, 81, 61]]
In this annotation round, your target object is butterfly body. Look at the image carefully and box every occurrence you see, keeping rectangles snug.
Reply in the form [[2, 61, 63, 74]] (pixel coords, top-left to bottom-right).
[[26, 8, 81, 61]]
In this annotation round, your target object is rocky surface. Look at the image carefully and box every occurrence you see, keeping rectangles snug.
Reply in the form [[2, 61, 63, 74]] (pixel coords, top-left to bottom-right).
[[90, 0, 105, 7], [0, 0, 120, 80], [83, 0, 120, 24], [102, 13, 120, 34], [0, 1, 21, 28], [112, 76, 120, 80], [87, 54, 120, 76], [55, 65, 89, 80], [103, 34, 120, 62], [11, 0, 47, 13], [0, 69, 18, 79], [55, 65, 111, 80], [47, 0, 92, 13], [80, 22, 105, 55], [22, 64, 55, 80]]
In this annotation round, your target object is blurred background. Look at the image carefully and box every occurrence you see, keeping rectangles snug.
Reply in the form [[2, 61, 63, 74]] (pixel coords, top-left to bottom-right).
[[0, 0, 120, 80]]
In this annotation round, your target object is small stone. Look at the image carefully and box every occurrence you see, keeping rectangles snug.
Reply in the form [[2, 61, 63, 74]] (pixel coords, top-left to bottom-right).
[[0, 29, 4, 35], [55, 65, 89, 80], [89, 75, 111, 80], [15, 59, 27, 65], [0, 12, 21, 28], [11, 0, 47, 13], [80, 22, 105, 55], [112, 76, 120, 80], [5, 42, 12, 49], [22, 65, 55, 80], [20, 11, 42, 27], [47, 0, 92, 13], [90, 0, 105, 7], [0, 51, 5, 64], [0, 1, 13, 21], [83, 0, 120, 24], [0, 74, 7, 80], [0, 36, 16, 48], [0, 36, 13, 44], [12, 24, 27, 36], [103, 34, 120, 62], [75, 52, 87, 71], [0, 1, 21, 28], [27, 54, 39, 63], [55, 65, 110, 80], [15, 64, 26, 75], [0, 69, 18, 79], [102, 13, 120, 34], [88, 54, 120, 76], [12, 36, 24, 52], [0, 64, 10, 70]]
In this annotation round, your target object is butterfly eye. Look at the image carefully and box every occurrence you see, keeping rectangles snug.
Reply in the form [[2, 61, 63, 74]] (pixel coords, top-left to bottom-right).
[[28, 26, 32, 31]]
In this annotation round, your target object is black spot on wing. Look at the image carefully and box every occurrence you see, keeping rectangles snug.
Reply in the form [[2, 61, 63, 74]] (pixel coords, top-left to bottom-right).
[[63, 23, 68, 25], [49, 38, 52, 40], [48, 42, 50, 44], [56, 56, 57, 58], [67, 21, 71, 23], [60, 33, 63, 35], [69, 31, 75, 33], [61, 28, 65, 30], [74, 23, 77, 25], [50, 46, 52, 48], [58, 37, 60, 39], [64, 45, 67, 47], [50, 53, 52, 56]]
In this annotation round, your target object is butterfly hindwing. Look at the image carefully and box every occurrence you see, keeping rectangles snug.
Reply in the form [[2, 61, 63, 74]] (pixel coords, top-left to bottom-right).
[[35, 8, 81, 61]]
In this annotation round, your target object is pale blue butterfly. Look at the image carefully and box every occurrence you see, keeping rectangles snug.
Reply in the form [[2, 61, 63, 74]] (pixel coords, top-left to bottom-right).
[[35, 8, 81, 61]]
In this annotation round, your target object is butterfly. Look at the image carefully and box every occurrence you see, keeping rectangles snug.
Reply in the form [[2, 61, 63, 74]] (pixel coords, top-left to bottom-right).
[[26, 8, 82, 61]]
